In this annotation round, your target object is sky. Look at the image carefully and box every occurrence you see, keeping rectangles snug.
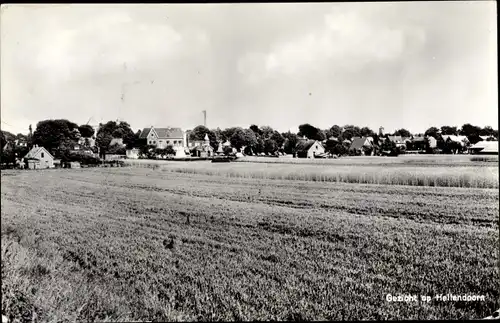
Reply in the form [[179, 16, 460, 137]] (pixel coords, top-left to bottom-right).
[[1, 2, 497, 135]]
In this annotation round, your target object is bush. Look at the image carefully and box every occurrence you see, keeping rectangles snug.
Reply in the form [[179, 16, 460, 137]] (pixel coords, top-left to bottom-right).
[[68, 151, 101, 165]]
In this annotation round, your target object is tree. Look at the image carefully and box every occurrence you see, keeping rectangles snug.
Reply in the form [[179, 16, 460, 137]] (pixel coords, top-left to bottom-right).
[[165, 145, 176, 156], [332, 143, 348, 156], [393, 128, 412, 138], [189, 125, 218, 150], [479, 126, 495, 136], [424, 127, 440, 138], [223, 146, 233, 156], [249, 125, 262, 136], [95, 121, 135, 156], [95, 132, 113, 159], [360, 127, 376, 137], [230, 128, 257, 151], [222, 127, 239, 143], [112, 128, 125, 138], [459, 123, 481, 137], [260, 126, 274, 139], [298, 124, 323, 141], [440, 126, 458, 136], [108, 143, 126, 155], [264, 139, 277, 154], [78, 125, 95, 138], [32, 119, 79, 158], [282, 131, 298, 154], [341, 125, 361, 141], [254, 137, 265, 154], [380, 138, 399, 156], [212, 128, 224, 143], [270, 131, 285, 149], [324, 138, 338, 155], [328, 125, 342, 138], [133, 130, 145, 149]]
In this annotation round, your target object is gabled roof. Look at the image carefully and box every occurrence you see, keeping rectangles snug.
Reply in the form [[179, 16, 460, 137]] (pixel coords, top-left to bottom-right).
[[140, 127, 183, 139], [470, 141, 498, 152], [296, 140, 323, 152], [441, 135, 468, 142], [387, 135, 403, 143], [350, 137, 372, 150], [23, 146, 54, 160], [412, 136, 426, 142]]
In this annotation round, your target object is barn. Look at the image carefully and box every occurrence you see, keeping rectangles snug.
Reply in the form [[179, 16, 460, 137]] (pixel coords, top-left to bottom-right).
[[295, 140, 325, 158], [23, 145, 54, 169], [469, 141, 498, 155]]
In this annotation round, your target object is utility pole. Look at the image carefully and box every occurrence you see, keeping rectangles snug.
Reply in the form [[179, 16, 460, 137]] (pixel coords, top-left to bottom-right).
[[202, 110, 207, 127]]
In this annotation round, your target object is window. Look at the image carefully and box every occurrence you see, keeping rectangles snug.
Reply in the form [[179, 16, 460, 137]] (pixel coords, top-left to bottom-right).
[[149, 140, 152, 144], [159, 140, 163, 143], [167, 141, 170, 144], [41, 152, 44, 158], [153, 141, 156, 144]]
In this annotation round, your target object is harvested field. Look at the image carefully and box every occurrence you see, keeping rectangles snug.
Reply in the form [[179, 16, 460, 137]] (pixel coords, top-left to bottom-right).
[[1, 166, 498, 321]]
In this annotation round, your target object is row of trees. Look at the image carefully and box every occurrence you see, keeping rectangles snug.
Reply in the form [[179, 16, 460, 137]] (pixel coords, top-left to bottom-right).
[[1, 120, 498, 164]]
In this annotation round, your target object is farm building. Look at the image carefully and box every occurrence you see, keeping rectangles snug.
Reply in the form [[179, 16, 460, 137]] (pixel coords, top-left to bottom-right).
[[126, 148, 140, 159], [441, 135, 469, 147], [190, 134, 215, 157], [295, 140, 325, 158], [68, 161, 81, 168], [469, 141, 498, 155], [139, 126, 186, 149], [387, 136, 409, 149], [23, 145, 54, 169], [350, 137, 374, 155]]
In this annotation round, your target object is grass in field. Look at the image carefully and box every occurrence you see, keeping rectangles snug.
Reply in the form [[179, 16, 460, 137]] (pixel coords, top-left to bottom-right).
[[1, 169, 498, 321], [124, 159, 499, 189], [235, 154, 499, 166]]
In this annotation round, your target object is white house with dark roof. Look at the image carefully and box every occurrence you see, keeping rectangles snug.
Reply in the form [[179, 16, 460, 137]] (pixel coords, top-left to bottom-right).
[[295, 140, 325, 158], [23, 145, 54, 169], [140, 126, 186, 149]]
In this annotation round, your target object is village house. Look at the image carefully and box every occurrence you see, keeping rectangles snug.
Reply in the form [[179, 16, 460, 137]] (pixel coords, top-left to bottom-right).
[[295, 140, 325, 158], [469, 141, 498, 155], [140, 126, 186, 150], [189, 134, 215, 157], [441, 135, 469, 147], [350, 137, 374, 155], [410, 136, 427, 151], [23, 145, 54, 169]]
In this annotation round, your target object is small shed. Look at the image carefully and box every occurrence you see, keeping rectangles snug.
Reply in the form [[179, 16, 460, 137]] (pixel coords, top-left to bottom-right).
[[23, 145, 54, 169], [126, 148, 140, 159], [295, 140, 325, 158], [68, 161, 81, 168]]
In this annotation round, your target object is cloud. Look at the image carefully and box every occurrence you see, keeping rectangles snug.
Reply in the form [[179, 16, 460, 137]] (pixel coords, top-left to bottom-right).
[[238, 7, 426, 81]]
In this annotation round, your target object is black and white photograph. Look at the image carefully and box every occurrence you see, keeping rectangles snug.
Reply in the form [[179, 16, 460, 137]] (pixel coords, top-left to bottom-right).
[[1, 2, 498, 321]]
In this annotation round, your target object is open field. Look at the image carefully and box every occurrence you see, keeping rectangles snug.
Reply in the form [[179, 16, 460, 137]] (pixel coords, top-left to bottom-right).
[[235, 154, 499, 166], [1, 165, 498, 321], [123, 157, 499, 189]]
